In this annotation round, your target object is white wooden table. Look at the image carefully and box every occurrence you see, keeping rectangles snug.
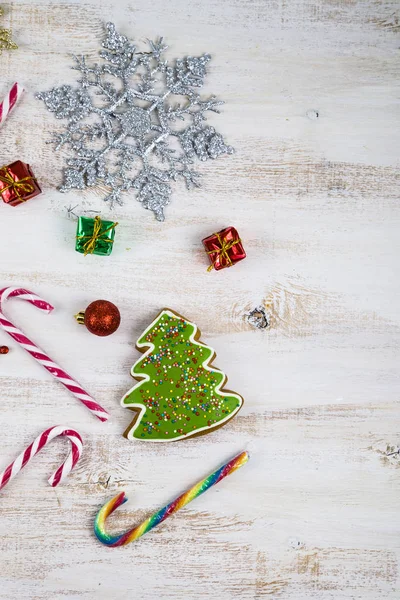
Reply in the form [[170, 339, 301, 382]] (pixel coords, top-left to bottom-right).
[[1, 1, 399, 598]]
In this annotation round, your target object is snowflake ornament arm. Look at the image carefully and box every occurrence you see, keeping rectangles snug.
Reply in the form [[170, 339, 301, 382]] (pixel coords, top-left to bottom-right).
[[37, 22, 234, 221]]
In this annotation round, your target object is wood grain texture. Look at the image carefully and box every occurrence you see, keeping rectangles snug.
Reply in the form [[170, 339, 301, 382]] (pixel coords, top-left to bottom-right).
[[0, 0, 399, 598]]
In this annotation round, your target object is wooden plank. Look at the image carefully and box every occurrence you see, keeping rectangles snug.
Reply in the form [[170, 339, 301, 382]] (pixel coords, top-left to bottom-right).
[[0, 0, 399, 598]]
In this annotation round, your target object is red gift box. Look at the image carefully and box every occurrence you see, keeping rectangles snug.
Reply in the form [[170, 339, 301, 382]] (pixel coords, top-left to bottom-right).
[[0, 160, 42, 206], [202, 227, 246, 271]]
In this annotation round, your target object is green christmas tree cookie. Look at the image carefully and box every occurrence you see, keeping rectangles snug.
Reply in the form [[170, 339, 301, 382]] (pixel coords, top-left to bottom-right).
[[121, 309, 244, 442]]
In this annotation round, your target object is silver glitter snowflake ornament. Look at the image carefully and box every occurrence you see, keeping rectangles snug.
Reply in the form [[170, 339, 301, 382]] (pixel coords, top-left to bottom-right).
[[37, 22, 234, 221]]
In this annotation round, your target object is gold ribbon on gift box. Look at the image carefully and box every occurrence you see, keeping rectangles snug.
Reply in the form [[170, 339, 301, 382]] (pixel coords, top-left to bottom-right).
[[0, 167, 35, 203], [0, 7, 18, 53], [206, 231, 241, 272], [76, 215, 118, 256]]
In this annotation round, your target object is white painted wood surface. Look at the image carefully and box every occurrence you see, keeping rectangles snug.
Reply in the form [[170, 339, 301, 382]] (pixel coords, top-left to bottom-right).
[[1, 1, 399, 598]]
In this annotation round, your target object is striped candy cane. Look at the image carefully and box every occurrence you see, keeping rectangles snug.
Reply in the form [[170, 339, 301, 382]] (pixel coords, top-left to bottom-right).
[[0, 425, 83, 490], [0, 82, 24, 128], [0, 287, 109, 422]]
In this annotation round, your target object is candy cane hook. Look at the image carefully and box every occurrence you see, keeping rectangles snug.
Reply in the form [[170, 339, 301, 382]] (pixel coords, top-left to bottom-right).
[[0, 287, 109, 422], [0, 426, 83, 490], [94, 451, 249, 547]]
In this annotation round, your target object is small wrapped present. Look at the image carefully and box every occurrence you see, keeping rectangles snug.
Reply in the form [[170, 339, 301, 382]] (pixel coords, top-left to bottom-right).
[[202, 226, 246, 271], [0, 160, 41, 206], [75, 215, 118, 256]]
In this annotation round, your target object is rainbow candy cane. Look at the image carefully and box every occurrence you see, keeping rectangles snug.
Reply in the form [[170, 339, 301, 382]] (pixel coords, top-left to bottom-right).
[[0, 425, 83, 490], [94, 451, 249, 547], [0, 83, 24, 128], [0, 287, 109, 422]]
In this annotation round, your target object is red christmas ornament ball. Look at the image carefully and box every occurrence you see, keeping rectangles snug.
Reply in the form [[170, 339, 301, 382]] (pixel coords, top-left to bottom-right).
[[0, 345, 9, 354], [84, 300, 121, 337]]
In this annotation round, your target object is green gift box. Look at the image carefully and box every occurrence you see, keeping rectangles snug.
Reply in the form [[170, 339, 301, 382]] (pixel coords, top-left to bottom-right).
[[75, 216, 118, 256]]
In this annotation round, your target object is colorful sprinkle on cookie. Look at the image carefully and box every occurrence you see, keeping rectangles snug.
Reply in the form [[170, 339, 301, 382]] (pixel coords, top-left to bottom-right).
[[121, 309, 244, 441]]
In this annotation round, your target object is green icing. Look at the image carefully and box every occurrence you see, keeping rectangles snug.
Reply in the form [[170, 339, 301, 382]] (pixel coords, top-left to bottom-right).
[[122, 310, 243, 441]]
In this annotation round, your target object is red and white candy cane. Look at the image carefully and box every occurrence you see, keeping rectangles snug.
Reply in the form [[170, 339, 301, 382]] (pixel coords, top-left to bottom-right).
[[0, 287, 109, 422], [0, 82, 24, 128], [0, 425, 83, 489]]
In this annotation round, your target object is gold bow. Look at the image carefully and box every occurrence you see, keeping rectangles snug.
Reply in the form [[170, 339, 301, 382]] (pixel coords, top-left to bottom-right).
[[207, 231, 241, 272], [0, 9, 18, 53], [0, 29, 18, 52], [0, 167, 35, 203], [77, 215, 118, 256]]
